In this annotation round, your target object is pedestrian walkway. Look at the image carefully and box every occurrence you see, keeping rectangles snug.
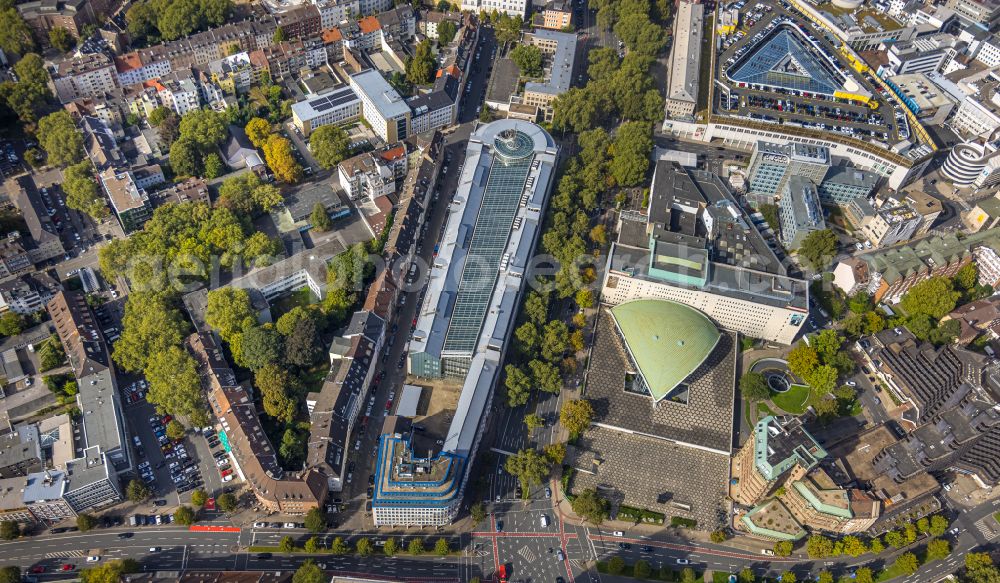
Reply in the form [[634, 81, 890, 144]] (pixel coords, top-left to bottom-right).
[[518, 545, 538, 563], [974, 516, 998, 539], [45, 550, 84, 559]]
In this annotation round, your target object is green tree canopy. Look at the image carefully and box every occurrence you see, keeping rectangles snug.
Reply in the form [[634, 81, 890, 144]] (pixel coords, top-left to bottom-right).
[[560, 399, 593, 437], [179, 108, 227, 149], [293, 560, 325, 583], [48, 26, 74, 51], [76, 513, 97, 531], [0, 312, 22, 337], [0, 567, 19, 583], [217, 492, 237, 512], [609, 121, 653, 186], [894, 552, 919, 575], [925, 537, 950, 561], [304, 507, 325, 533], [64, 161, 109, 219], [145, 346, 209, 424], [310, 124, 352, 169], [112, 293, 190, 373], [407, 40, 436, 85], [901, 276, 962, 320], [126, 479, 151, 503], [504, 448, 550, 494], [205, 288, 256, 341], [437, 20, 457, 44], [529, 359, 562, 393], [739, 372, 771, 402], [797, 229, 838, 271], [310, 202, 332, 232], [0, 7, 33, 55], [190, 489, 207, 507], [38, 111, 84, 167], [235, 325, 282, 371], [510, 45, 543, 76], [571, 488, 608, 524]]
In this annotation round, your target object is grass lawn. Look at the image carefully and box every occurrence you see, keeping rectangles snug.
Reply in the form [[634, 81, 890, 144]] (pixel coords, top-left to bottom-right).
[[875, 562, 913, 582], [757, 403, 776, 419], [993, 511, 1000, 525], [770, 384, 813, 415], [269, 287, 319, 319]]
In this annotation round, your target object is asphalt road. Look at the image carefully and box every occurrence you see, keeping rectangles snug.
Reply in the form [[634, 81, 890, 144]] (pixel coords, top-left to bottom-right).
[[331, 121, 477, 527], [457, 28, 496, 124], [3, 494, 997, 582]]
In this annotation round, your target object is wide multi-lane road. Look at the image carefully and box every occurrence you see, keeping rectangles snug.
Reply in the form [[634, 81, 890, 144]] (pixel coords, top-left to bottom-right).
[[2, 493, 997, 581], [0, 526, 464, 580]]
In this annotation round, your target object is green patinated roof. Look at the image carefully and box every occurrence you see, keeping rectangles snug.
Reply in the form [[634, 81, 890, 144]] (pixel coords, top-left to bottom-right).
[[610, 299, 720, 401]]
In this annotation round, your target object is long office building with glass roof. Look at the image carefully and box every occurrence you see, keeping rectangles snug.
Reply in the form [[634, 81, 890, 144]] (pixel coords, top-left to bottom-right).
[[408, 120, 558, 380], [374, 120, 557, 527]]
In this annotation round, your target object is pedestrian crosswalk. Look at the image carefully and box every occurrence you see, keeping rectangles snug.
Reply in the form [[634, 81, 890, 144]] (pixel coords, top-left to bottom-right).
[[45, 550, 84, 559], [517, 546, 537, 563], [974, 517, 998, 539]]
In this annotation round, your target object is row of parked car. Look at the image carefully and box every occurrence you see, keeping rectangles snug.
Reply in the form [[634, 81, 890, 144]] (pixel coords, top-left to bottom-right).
[[203, 426, 236, 483], [128, 513, 173, 527]]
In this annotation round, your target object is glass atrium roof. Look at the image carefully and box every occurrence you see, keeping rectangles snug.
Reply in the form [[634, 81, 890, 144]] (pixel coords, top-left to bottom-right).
[[442, 131, 535, 354], [727, 26, 842, 95]]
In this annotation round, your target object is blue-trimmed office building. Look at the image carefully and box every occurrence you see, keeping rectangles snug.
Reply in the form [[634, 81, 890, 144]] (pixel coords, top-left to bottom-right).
[[375, 120, 558, 526], [371, 433, 465, 526]]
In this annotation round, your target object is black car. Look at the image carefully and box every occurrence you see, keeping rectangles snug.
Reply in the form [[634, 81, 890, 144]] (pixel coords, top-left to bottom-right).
[[117, 533, 133, 539], [256, 553, 272, 560], [154, 500, 167, 506], [50, 528, 67, 534], [640, 546, 653, 553], [618, 543, 631, 550]]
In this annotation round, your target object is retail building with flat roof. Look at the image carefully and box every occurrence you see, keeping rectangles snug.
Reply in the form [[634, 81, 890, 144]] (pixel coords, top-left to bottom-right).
[[377, 121, 557, 526], [601, 161, 808, 344], [666, 0, 703, 118]]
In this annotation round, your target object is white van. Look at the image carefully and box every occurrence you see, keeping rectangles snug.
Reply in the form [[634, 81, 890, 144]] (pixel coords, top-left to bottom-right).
[[540, 515, 549, 528]]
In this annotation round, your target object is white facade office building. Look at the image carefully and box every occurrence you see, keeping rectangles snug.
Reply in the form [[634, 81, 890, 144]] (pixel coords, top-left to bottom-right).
[[460, 0, 527, 17], [291, 85, 362, 136], [349, 70, 411, 142]]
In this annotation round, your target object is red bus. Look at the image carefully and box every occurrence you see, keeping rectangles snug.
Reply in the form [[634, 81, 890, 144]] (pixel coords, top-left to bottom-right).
[[498, 565, 508, 583]]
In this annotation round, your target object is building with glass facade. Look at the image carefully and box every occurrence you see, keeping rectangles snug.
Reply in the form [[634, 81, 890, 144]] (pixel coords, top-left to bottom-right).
[[408, 121, 558, 379], [746, 141, 830, 205], [815, 165, 880, 206], [378, 120, 557, 526], [778, 175, 826, 249]]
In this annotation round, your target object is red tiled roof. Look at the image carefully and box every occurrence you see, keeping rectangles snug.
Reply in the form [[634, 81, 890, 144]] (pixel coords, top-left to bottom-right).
[[114, 53, 142, 73], [359, 16, 381, 34], [379, 145, 406, 162], [322, 27, 343, 42]]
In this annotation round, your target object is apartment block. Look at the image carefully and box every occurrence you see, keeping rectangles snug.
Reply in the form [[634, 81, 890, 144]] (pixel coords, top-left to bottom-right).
[[54, 53, 118, 104]]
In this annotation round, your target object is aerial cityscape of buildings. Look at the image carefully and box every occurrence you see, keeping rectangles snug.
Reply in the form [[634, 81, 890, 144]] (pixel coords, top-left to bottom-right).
[[2, 0, 1000, 579]]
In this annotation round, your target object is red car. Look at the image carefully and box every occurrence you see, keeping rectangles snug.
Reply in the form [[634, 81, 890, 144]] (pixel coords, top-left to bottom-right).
[[30, 566, 45, 573], [162, 415, 172, 424], [60, 564, 75, 571], [220, 469, 233, 478]]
